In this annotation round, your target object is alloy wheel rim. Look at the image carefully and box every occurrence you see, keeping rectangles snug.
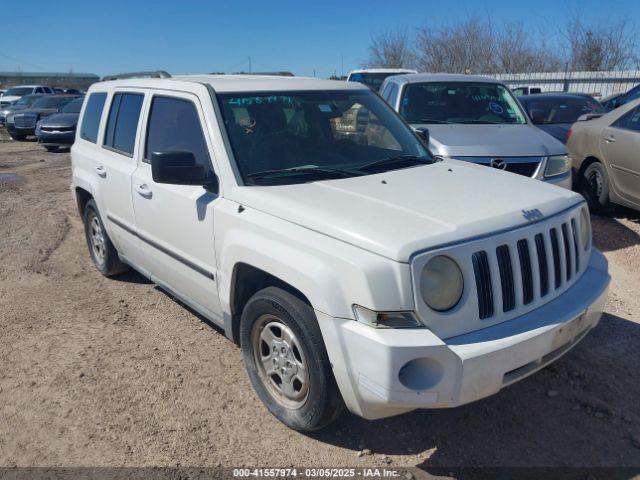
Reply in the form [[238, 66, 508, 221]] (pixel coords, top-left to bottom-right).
[[251, 314, 309, 409], [89, 214, 106, 265]]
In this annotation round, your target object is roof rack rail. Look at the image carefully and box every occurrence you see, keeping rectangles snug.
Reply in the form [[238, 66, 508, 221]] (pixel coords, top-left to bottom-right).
[[229, 71, 295, 77], [101, 70, 172, 81]]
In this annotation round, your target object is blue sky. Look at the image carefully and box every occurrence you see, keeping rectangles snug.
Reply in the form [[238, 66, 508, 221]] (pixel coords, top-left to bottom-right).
[[3, 0, 639, 78]]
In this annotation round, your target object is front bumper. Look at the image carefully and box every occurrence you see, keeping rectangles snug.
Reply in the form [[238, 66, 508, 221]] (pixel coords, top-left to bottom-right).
[[37, 130, 76, 146], [6, 124, 35, 137], [318, 249, 610, 420]]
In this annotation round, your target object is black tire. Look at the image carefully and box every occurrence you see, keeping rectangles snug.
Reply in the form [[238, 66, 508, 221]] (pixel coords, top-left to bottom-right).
[[581, 161, 611, 213], [240, 287, 344, 431], [82, 199, 129, 276], [44, 146, 58, 152], [10, 134, 26, 141]]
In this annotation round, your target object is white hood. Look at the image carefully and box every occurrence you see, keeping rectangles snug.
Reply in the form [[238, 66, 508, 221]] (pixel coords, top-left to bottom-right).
[[0, 95, 20, 105], [232, 160, 583, 262]]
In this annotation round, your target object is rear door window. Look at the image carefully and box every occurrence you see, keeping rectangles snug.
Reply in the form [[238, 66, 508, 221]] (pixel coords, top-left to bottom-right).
[[104, 92, 144, 156], [79, 92, 107, 143], [144, 96, 210, 168]]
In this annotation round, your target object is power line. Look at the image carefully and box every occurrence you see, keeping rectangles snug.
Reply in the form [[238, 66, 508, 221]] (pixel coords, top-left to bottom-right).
[[0, 50, 47, 72]]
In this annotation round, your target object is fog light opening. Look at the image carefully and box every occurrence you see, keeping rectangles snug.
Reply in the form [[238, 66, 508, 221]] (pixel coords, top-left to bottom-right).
[[398, 357, 444, 391]]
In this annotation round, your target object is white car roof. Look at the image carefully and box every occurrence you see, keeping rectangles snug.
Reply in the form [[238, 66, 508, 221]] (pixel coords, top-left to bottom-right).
[[7, 85, 43, 89], [387, 73, 502, 85], [91, 75, 368, 93], [348, 69, 417, 75]]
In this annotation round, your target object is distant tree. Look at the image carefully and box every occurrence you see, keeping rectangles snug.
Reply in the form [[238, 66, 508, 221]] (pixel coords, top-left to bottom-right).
[[495, 22, 562, 73], [367, 29, 415, 69], [415, 16, 497, 74], [565, 14, 638, 71]]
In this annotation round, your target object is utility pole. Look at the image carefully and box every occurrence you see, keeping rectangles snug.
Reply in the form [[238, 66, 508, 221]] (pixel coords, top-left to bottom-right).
[[248, 56, 252, 73], [341, 53, 344, 78]]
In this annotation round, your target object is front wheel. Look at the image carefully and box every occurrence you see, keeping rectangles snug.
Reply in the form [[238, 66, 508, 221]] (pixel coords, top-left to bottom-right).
[[240, 287, 344, 431], [83, 199, 129, 276], [581, 161, 611, 213]]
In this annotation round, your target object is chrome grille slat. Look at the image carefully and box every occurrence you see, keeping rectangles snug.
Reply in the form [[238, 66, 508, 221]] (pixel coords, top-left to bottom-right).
[[550, 228, 562, 289], [571, 219, 580, 272], [496, 245, 515, 312], [472, 251, 494, 319], [561, 223, 572, 282], [517, 239, 534, 305], [534, 233, 549, 297]]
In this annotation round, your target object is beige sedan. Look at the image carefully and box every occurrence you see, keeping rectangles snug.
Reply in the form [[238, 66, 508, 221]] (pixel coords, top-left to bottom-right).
[[568, 98, 640, 212]]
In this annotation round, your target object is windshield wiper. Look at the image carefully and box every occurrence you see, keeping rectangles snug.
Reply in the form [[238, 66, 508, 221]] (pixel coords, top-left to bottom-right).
[[357, 154, 433, 173], [457, 120, 502, 124], [414, 119, 451, 124], [246, 166, 360, 182]]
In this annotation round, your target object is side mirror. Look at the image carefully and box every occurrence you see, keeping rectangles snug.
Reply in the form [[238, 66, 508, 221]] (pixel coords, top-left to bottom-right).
[[151, 151, 219, 192], [577, 113, 603, 122], [414, 127, 429, 145], [529, 109, 546, 124]]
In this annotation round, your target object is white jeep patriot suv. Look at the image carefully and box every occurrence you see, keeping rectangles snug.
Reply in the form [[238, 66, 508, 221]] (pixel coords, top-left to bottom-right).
[[71, 74, 610, 431]]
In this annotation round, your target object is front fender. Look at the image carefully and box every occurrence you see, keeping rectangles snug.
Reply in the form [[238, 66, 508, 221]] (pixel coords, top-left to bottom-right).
[[214, 200, 415, 320]]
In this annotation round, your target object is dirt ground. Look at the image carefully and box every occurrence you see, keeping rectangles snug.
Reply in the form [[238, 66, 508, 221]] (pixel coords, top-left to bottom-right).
[[1, 138, 639, 475]]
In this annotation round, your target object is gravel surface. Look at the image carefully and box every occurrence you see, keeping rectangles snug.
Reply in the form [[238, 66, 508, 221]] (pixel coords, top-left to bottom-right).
[[1, 140, 639, 473]]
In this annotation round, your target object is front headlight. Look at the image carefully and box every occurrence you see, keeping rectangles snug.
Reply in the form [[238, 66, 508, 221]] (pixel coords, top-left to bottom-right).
[[544, 154, 570, 177], [353, 305, 423, 328], [420, 256, 464, 311], [580, 206, 591, 249]]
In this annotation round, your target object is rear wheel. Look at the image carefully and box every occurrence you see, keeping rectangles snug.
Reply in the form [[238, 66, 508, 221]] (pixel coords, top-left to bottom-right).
[[83, 199, 129, 276], [10, 134, 26, 141], [581, 161, 611, 213], [240, 287, 344, 431]]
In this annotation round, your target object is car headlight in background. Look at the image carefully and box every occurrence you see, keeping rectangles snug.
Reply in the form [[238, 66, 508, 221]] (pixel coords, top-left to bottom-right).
[[353, 305, 423, 328], [580, 206, 591, 249], [420, 255, 464, 311], [544, 154, 570, 177]]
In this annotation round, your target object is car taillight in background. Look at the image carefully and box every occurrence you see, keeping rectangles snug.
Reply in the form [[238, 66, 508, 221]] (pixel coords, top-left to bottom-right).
[[566, 128, 573, 142]]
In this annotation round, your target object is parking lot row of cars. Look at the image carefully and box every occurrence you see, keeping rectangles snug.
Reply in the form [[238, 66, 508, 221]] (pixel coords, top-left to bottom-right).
[[348, 69, 640, 214], [1, 70, 639, 212], [0, 88, 84, 151]]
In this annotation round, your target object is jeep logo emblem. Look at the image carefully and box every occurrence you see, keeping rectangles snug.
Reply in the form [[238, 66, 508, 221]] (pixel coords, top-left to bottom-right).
[[490, 158, 507, 170], [522, 208, 544, 222]]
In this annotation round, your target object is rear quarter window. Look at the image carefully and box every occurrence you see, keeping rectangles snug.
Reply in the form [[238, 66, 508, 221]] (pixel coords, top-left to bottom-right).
[[79, 92, 107, 143]]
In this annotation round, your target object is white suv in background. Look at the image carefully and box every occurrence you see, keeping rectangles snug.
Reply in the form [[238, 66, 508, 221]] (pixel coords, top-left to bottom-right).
[[347, 68, 417, 91], [0, 85, 54, 106], [71, 74, 610, 431]]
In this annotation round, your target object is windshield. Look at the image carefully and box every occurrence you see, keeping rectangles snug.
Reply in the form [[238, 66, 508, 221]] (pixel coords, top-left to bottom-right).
[[400, 82, 528, 125], [31, 96, 74, 109], [348, 73, 405, 91], [3, 87, 32, 97], [14, 95, 40, 106], [218, 89, 431, 186], [523, 97, 604, 124], [61, 97, 84, 113]]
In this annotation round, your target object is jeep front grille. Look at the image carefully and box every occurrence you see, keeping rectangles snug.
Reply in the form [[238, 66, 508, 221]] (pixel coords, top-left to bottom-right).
[[472, 216, 582, 320]]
